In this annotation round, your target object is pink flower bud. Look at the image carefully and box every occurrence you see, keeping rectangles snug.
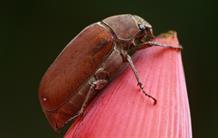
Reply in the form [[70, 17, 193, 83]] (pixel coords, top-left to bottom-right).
[[65, 31, 192, 138]]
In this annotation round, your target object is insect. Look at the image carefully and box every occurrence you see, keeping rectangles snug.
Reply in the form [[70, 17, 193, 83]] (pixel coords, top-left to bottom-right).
[[39, 14, 180, 132]]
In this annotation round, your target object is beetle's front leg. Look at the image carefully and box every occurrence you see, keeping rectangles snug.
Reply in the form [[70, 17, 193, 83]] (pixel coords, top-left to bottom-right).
[[138, 41, 182, 50], [146, 41, 182, 49], [125, 53, 157, 105]]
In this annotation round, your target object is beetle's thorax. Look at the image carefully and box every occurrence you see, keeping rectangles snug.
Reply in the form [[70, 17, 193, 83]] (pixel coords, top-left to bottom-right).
[[101, 14, 154, 53], [102, 14, 138, 41]]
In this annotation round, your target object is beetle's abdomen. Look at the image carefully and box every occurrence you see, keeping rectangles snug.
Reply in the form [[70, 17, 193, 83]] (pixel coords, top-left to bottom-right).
[[39, 23, 114, 112]]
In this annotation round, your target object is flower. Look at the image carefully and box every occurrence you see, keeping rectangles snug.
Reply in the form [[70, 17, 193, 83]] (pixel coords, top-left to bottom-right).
[[65, 31, 192, 138]]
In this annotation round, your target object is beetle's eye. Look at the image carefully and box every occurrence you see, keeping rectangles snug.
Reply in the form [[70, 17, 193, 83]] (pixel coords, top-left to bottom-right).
[[138, 24, 145, 31]]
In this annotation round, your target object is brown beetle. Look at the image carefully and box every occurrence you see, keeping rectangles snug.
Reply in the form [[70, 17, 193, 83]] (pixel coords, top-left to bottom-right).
[[39, 14, 180, 132]]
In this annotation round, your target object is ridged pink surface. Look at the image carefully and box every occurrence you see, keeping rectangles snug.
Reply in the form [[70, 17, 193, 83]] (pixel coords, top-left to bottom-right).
[[64, 31, 192, 138]]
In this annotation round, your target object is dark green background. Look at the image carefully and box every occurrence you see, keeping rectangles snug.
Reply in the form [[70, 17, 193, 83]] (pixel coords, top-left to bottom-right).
[[1, 0, 217, 137]]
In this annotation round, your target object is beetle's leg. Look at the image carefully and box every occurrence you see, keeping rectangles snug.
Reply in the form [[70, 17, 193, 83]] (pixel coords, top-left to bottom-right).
[[78, 80, 108, 115], [95, 68, 110, 80], [68, 79, 108, 122], [146, 41, 182, 49], [68, 69, 109, 121], [77, 68, 109, 116], [66, 84, 96, 122], [126, 54, 157, 105], [138, 41, 182, 50]]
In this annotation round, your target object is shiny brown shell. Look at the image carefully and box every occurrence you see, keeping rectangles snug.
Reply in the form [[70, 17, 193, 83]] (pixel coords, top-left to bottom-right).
[[39, 23, 114, 129]]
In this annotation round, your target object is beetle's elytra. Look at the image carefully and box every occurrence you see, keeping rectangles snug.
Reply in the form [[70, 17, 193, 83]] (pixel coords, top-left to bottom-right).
[[39, 14, 180, 132]]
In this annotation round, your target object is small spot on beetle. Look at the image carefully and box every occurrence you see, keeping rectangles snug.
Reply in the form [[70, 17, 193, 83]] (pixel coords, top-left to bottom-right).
[[42, 97, 48, 102]]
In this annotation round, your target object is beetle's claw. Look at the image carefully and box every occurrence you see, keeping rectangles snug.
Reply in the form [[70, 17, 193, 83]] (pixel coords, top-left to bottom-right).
[[137, 82, 144, 89], [152, 97, 157, 105], [137, 82, 157, 105], [143, 91, 157, 105]]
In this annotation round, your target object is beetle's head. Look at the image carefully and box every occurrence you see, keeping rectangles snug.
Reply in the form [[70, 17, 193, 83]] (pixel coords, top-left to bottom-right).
[[132, 15, 154, 43], [125, 15, 155, 54]]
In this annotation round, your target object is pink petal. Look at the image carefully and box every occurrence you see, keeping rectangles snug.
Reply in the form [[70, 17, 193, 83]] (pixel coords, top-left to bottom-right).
[[64, 31, 192, 138]]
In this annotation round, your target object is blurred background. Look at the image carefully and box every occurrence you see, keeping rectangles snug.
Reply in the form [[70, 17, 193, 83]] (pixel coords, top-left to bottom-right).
[[1, 0, 217, 137]]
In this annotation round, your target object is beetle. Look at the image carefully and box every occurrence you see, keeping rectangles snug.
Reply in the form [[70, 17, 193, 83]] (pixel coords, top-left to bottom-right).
[[39, 14, 180, 132]]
